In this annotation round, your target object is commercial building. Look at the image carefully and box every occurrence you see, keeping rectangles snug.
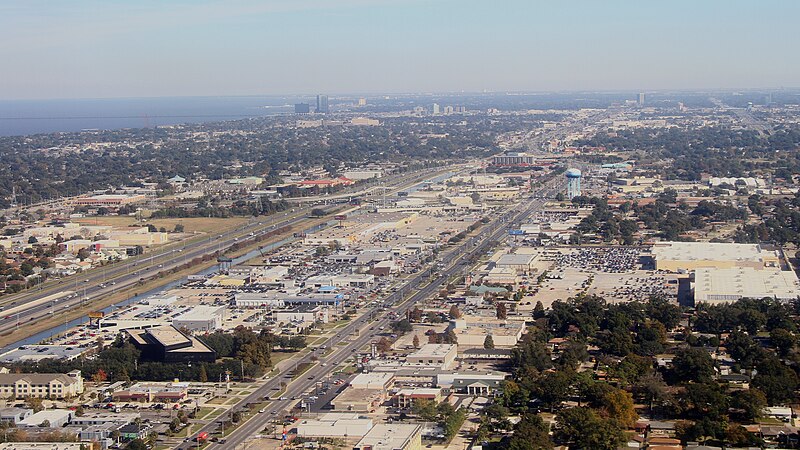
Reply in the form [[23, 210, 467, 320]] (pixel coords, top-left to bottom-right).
[[438, 373, 506, 395], [0, 407, 32, 424], [651, 242, 781, 272], [17, 409, 73, 428], [0, 371, 83, 399], [331, 373, 394, 412], [273, 304, 330, 324], [172, 306, 226, 332], [448, 318, 526, 348], [353, 424, 423, 450], [349, 372, 395, 390], [316, 95, 329, 113], [495, 252, 538, 274], [406, 344, 457, 370], [295, 413, 373, 438], [0, 444, 87, 450], [295, 103, 310, 114], [127, 326, 216, 363], [492, 152, 536, 166], [395, 388, 443, 408], [694, 267, 800, 303], [71, 194, 146, 207], [343, 170, 383, 180], [330, 388, 386, 413]]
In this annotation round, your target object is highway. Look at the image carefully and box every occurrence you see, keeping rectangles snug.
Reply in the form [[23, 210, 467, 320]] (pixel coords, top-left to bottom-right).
[[0, 167, 458, 347], [182, 177, 566, 450]]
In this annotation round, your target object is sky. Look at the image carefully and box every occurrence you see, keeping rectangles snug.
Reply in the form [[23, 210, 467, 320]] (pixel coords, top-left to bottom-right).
[[1, 0, 799, 100]]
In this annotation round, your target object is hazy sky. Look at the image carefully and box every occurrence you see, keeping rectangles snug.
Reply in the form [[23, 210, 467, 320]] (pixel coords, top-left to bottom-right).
[[1, 0, 798, 99]]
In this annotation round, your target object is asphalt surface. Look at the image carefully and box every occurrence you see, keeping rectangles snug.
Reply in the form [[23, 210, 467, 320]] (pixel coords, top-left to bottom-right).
[[189, 179, 565, 450]]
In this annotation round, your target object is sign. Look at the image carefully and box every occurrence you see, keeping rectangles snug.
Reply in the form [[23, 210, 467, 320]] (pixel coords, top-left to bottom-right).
[[88, 311, 105, 319], [508, 229, 525, 236], [334, 215, 347, 221]]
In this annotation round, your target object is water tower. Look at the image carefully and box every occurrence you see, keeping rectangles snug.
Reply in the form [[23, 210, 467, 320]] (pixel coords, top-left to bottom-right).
[[566, 168, 582, 199]]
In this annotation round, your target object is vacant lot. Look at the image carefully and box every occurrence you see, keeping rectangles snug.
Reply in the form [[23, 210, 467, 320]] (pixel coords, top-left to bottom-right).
[[73, 216, 250, 234]]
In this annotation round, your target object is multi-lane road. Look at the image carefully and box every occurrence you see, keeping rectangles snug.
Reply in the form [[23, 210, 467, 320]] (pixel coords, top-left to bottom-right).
[[184, 178, 565, 450], [0, 167, 460, 349]]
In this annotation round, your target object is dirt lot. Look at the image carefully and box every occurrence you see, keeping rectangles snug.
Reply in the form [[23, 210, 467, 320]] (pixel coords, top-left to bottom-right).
[[73, 216, 250, 234]]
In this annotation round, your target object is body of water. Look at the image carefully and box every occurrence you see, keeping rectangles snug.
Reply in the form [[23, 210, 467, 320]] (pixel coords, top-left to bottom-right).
[[0, 96, 301, 136]]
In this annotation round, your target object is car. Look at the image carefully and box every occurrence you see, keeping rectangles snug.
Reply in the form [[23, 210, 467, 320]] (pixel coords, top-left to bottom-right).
[[259, 408, 266, 413]]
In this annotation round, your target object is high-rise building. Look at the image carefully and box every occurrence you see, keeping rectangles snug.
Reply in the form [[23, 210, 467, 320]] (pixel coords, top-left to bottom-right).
[[316, 95, 329, 114], [638, 92, 646, 106], [432, 103, 440, 114], [358, 97, 367, 107], [295, 103, 310, 114], [443, 105, 454, 114], [566, 168, 582, 199]]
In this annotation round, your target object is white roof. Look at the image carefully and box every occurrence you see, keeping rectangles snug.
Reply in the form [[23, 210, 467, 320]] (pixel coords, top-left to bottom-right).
[[652, 242, 777, 263], [695, 267, 800, 303]]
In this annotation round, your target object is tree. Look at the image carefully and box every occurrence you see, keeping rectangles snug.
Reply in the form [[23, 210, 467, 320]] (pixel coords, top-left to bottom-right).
[[533, 301, 545, 319], [448, 305, 461, 319], [412, 398, 438, 421], [600, 388, 638, 428], [173, 224, 185, 233], [391, 319, 413, 334], [199, 364, 208, 383], [126, 439, 148, 450], [231, 411, 242, 423], [169, 418, 182, 433], [442, 329, 458, 345], [731, 388, 767, 422], [484, 335, 495, 350], [670, 347, 715, 384], [555, 407, 625, 450], [25, 397, 44, 413], [311, 208, 326, 217], [770, 328, 795, 357], [91, 369, 108, 383], [496, 302, 508, 320], [412, 334, 420, 349], [376, 337, 392, 353], [508, 414, 553, 450], [77, 248, 91, 261], [534, 371, 572, 410]]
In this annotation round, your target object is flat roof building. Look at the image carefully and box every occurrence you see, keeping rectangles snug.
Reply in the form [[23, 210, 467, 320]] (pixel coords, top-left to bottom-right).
[[172, 306, 226, 332], [17, 409, 73, 428], [353, 424, 423, 450], [406, 344, 457, 370], [652, 242, 781, 272], [296, 413, 373, 438], [694, 267, 800, 303], [128, 326, 215, 363]]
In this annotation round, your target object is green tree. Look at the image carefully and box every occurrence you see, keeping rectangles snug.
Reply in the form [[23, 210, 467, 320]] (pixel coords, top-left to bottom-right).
[[496, 302, 508, 320], [769, 328, 795, 357], [484, 335, 495, 349], [126, 440, 148, 450], [670, 347, 715, 384], [412, 398, 438, 422], [555, 407, 625, 450], [508, 414, 553, 450]]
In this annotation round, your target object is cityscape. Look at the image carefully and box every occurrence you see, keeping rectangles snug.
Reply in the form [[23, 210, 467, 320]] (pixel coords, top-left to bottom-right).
[[1, 2, 800, 450]]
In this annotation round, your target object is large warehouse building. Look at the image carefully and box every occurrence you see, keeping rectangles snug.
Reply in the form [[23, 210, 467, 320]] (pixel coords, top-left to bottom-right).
[[651, 242, 781, 272], [694, 267, 800, 303]]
